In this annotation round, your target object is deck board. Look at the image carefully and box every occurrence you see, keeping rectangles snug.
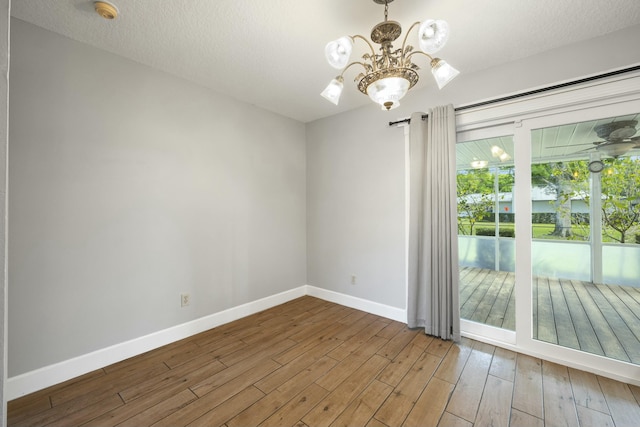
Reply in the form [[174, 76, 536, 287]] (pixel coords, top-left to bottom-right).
[[459, 267, 640, 365]]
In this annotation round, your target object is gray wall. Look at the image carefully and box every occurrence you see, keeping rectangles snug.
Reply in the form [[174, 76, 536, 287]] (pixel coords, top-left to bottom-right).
[[306, 24, 640, 311], [1, 0, 8, 421], [8, 19, 306, 377]]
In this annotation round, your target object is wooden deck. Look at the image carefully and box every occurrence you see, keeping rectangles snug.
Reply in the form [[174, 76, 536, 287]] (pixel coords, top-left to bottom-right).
[[460, 267, 640, 364]]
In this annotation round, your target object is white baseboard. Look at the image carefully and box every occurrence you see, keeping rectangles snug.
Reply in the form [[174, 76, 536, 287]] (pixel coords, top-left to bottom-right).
[[305, 286, 407, 323], [6, 286, 307, 400]]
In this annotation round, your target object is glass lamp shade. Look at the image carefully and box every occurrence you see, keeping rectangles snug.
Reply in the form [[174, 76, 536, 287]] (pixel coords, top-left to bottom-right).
[[321, 77, 344, 105], [599, 142, 636, 158], [418, 19, 450, 54], [366, 76, 410, 111], [431, 58, 459, 89], [325, 36, 353, 69]]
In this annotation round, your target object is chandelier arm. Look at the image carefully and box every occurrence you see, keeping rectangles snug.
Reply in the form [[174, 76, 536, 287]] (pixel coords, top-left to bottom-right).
[[401, 21, 422, 54], [405, 50, 434, 63], [339, 61, 369, 77], [351, 34, 377, 62]]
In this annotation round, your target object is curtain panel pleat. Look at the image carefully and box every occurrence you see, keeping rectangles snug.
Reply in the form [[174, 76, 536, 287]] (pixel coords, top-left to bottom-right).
[[407, 106, 460, 341]]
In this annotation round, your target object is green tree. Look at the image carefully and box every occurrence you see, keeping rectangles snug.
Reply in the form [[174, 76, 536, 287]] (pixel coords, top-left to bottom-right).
[[457, 169, 495, 235], [600, 157, 640, 243], [531, 161, 589, 238]]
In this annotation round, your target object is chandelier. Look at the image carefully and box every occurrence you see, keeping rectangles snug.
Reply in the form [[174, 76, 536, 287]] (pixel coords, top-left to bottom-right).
[[321, 0, 459, 111]]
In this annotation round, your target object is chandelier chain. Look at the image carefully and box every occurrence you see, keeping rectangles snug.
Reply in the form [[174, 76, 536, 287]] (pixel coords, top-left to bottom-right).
[[384, 1, 388, 21]]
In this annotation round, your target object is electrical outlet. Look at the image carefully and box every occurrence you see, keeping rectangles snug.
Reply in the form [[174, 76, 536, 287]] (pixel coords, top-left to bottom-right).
[[351, 275, 357, 285], [180, 293, 190, 307]]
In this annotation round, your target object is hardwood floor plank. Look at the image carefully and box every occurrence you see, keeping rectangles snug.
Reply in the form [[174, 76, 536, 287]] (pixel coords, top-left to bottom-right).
[[186, 386, 264, 427], [86, 359, 231, 426], [118, 355, 224, 403], [117, 389, 197, 427], [568, 368, 609, 414], [445, 342, 494, 422], [259, 383, 328, 427], [375, 327, 420, 361], [509, 408, 543, 427], [541, 361, 579, 427], [50, 362, 168, 407], [190, 342, 290, 398], [489, 346, 516, 382], [334, 313, 383, 340], [433, 337, 473, 385], [273, 322, 345, 366], [598, 376, 640, 427], [255, 339, 342, 394], [31, 394, 123, 427], [7, 394, 51, 426], [329, 380, 392, 427], [512, 354, 543, 419], [377, 335, 432, 387], [227, 356, 338, 427], [424, 337, 453, 359], [402, 377, 454, 427], [328, 319, 388, 361], [436, 412, 472, 427], [315, 336, 387, 392], [474, 374, 513, 427], [301, 354, 389, 427], [373, 352, 441, 426], [152, 359, 280, 426], [576, 405, 614, 427]]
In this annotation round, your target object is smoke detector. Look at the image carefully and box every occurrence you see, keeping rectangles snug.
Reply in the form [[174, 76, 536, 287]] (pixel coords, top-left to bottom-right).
[[94, 1, 118, 20]]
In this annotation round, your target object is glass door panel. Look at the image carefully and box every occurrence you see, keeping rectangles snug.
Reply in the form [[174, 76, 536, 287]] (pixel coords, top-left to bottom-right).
[[530, 113, 640, 364], [456, 135, 515, 331]]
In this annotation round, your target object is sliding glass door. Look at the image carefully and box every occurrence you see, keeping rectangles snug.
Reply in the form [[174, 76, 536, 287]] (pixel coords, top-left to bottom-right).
[[456, 126, 516, 342], [529, 113, 640, 364]]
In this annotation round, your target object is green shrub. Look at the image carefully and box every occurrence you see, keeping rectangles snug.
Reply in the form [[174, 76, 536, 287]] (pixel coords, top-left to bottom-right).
[[476, 228, 495, 236], [499, 228, 515, 237], [474, 228, 515, 237]]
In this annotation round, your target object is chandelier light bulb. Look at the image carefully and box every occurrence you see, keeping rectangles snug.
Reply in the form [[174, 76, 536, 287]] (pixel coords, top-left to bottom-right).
[[366, 77, 410, 111], [321, 77, 345, 105], [325, 37, 353, 70], [418, 19, 450, 54], [431, 58, 459, 89]]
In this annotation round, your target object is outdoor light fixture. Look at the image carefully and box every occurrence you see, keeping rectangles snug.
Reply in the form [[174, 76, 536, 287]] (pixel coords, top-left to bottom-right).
[[491, 145, 511, 162], [470, 159, 488, 169], [321, 0, 459, 110]]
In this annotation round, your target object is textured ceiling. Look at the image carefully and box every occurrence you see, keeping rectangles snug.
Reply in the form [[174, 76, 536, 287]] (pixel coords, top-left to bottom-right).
[[10, 0, 640, 123]]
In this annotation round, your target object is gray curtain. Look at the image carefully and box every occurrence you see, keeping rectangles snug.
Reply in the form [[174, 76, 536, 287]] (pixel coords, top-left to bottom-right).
[[407, 106, 460, 341]]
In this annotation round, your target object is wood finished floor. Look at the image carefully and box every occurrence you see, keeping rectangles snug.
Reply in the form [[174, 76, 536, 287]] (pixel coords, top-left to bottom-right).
[[460, 267, 640, 364], [8, 296, 640, 427]]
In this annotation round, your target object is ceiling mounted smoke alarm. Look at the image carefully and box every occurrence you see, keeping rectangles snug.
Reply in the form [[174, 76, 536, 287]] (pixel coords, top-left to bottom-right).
[[94, 1, 118, 20]]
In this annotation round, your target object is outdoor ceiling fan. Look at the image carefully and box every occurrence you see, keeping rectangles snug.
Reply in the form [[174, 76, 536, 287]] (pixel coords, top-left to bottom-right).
[[575, 120, 640, 159], [551, 120, 640, 162]]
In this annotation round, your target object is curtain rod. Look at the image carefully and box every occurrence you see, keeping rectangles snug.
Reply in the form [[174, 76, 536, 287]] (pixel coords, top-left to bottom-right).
[[388, 64, 640, 127]]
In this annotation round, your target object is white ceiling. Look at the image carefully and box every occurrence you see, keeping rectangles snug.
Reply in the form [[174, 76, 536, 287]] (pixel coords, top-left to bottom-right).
[[10, 0, 640, 123]]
